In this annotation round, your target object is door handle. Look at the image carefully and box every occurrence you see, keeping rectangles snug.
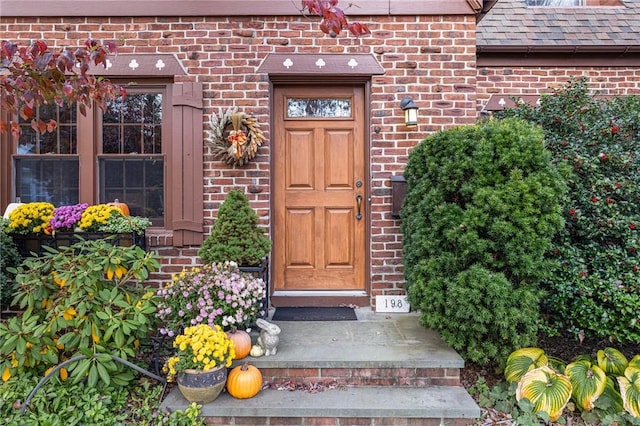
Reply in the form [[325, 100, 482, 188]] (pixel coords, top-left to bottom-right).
[[355, 195, 362, 220]]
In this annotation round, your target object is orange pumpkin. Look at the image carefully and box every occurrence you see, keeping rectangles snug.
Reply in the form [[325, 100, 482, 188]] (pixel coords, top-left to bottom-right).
[[226, 329, 252, 360], [108, 199, 130, 216], [226, 362, 262, 399]]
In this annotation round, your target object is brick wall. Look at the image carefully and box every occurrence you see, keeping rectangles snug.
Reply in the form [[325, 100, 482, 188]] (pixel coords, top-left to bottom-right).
[[1, 15, 478, 306], [477, 66, 640, 113]]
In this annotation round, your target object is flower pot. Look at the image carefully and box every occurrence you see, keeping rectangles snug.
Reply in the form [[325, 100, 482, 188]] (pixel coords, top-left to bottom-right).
[[177, 365, 227, 404]]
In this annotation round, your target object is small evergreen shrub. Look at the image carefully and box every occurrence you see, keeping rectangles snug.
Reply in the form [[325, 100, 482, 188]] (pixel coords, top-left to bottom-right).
[[0, 217, 21, 307], [500, 79, 640, 343], [199, 190, 272, 266], [402, 117, 566, 366]]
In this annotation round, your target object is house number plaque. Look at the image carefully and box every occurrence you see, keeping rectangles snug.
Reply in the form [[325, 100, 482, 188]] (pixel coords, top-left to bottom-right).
[[375, 295, 410, 313]]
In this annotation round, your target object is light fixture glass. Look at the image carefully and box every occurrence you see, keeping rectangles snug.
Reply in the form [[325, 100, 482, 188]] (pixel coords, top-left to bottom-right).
[[400, 97, 418, 128]]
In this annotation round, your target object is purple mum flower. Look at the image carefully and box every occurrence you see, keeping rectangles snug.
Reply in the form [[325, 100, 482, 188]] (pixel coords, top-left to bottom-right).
[[50, 203, 89, 231]]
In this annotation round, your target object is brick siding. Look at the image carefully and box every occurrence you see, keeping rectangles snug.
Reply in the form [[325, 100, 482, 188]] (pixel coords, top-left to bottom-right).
[[1, 15, 478, 306], [477, 66, 640, 113]]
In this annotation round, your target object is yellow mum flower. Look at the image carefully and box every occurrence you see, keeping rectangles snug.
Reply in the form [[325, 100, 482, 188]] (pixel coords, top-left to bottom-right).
[[163, 323, 235, 380], [7, 202, 55, 235], [78, 204, 122, 232]]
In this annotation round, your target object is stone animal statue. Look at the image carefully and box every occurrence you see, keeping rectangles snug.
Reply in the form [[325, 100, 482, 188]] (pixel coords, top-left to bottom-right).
[[256, 318, 281, 356]]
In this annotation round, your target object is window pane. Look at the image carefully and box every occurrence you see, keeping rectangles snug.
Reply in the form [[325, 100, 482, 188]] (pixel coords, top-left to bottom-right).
[[287, 98, 351, 118], [15, 157, 79, 205], [59, 104, 77, 123], [37, 104, 57, 123], [103, 93, 162, 154], [99, 157, 164, 226], [18, 127, 38, 154], [59, 125, 77, 154], [123, 125, 142, 153], [41, 132, 57, 154], [144, 124, 162, 154], [102, 126, 121, 154], [17, 103, 77, 155]]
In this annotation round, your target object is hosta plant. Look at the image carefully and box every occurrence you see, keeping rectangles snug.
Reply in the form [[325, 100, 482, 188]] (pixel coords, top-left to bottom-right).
[[504, 347, 549, 384], [505, 346, 640, 422], [565, 359, 607, 411], [0, 239, 160, 388], [598, 347, 629, 376], [618, 367, 640, 417], [516, 365, 572, 422]]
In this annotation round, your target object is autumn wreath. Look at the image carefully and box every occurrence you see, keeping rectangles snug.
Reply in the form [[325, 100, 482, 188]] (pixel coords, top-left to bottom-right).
[[208, 108, 265, 167]]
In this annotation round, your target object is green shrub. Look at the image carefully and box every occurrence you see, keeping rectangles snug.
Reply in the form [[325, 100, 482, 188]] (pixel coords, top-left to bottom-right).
[[1, 374, 204, 425], [0, 217, 21, 307], [0, 372, 129, 425], [199, 190, 271, 266], [499, 79, 640, 343], [0, 239, 160, 387], [401, 117, 566, 366]]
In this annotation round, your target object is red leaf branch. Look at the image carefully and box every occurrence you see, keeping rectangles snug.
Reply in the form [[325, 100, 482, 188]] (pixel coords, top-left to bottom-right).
[[0, 39, 123, 137], [301, 0, 371, 37]]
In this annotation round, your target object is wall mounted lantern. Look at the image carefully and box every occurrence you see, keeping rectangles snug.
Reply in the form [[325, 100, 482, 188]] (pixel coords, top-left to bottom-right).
[[400, 96, 418, 128]]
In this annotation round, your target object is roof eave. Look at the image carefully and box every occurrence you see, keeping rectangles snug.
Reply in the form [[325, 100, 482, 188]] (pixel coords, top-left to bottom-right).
[[477, 44, 640, 54]]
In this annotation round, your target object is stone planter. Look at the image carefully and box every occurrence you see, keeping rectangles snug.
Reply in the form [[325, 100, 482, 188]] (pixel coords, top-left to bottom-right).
[[177, 365, 227, 404]]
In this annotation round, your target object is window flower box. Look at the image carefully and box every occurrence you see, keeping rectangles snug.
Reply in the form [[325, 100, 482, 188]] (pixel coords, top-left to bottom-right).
[[12, 231, 146, 257]]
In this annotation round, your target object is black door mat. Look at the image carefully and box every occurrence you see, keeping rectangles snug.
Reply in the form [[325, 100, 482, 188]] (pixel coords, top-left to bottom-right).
[[271, 307, 357, 321]]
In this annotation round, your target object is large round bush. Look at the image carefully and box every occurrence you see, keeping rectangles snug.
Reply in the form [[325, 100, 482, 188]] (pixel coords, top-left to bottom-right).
[[402, 117, 566, 366]]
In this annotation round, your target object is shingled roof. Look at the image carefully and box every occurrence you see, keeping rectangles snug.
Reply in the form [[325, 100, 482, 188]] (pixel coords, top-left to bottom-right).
[[477, 0, 640, 52]]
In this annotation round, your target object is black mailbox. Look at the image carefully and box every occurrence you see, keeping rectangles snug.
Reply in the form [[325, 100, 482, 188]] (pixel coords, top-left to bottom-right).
[[391, 175, 406, 219]]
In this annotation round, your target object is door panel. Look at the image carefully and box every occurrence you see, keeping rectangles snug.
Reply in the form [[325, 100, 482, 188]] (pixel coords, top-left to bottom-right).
[[324, 130, 354, 188], [325, 208, 353, 266], [287, 130, 315, 188], [273, 86, 366, 296], [287, 208, 314, 266]]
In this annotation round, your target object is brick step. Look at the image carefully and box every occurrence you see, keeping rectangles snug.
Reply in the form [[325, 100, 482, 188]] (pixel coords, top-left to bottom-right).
[[161, 385, 481, 426], [257, 365, 460, 387]]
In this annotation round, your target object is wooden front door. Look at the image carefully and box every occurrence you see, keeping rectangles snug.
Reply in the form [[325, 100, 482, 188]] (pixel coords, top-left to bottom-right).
[[272, 85, 367, 303]]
